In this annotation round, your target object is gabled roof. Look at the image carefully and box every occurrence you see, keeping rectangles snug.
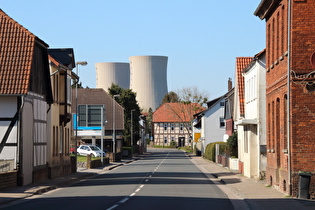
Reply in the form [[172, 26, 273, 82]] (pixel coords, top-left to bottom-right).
[[195, 93, 227, 117], [236, 57, 253, 117], [153, 102, 204, 123], [0, 9, 48, 95], [254, 0, 279, 20], [48, 48, 75, 69], [243, 49, 266, 74], [71, 88, 124, 130]]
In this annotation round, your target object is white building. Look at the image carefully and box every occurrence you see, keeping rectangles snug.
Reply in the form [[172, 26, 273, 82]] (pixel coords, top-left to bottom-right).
[[194, 95, 227, 154], [233, 56, 253, 175], [235, 50, 266, 180]]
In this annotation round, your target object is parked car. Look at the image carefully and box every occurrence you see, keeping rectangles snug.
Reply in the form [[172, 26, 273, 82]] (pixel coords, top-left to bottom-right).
[[77, 145, 106, 157], [96, 144, 108, 153]]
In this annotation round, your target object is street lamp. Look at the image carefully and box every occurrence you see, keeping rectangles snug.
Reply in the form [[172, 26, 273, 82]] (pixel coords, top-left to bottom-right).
[[113, 94, 120, 162], [131, 109, 136, 158], [75, 61, 87, 172]]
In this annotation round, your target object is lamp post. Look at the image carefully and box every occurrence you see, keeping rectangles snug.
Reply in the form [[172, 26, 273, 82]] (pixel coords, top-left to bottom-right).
[[113, 94, 120, 162], [75, 61, 87, 172], [131, 109, 135, 158]]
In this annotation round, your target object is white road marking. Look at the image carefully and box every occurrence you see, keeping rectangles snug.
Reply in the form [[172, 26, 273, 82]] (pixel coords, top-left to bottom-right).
[[119, 198, 129, 203], [107, 204, 118, 210]]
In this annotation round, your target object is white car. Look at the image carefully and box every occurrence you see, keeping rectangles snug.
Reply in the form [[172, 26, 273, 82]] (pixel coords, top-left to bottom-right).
[[77, 145, 106, 157]]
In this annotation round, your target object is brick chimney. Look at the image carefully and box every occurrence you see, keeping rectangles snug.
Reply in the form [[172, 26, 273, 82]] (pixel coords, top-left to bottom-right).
[[228, 77, 232, 91]]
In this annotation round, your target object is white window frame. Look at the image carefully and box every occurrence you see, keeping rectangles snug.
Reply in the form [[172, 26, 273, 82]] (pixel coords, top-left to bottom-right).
[[164, 123, 167, 131]]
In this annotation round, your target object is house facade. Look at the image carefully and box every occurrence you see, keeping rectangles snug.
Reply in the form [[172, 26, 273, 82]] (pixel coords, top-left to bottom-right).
[[71, 88, 124, 161], [233, 57, 253, 174], [0, 9, 53, 186], [153, 103, 202, 147], [194, 95, 227, 154], [236, 50, 267, 180], [255, 0, 315, 197], [47, 49, 76, 178], [224, 79, 235, 138]]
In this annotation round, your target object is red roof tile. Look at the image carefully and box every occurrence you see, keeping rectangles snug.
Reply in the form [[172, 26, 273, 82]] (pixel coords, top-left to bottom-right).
[[153, 103, 204, 123], [236, 57, 252, 116], [0, 9, 36, 95]]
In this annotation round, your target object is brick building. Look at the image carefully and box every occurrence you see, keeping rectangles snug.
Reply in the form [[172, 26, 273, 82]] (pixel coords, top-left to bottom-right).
[[255, 0, 315, 197]]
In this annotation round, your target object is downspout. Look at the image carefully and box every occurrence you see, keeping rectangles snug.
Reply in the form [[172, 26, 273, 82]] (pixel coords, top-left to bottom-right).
[[287, 0, 292, 195]]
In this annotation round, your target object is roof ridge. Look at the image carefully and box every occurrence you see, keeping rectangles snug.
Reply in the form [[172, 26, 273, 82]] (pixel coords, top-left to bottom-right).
[[0, 9, 36, 39]]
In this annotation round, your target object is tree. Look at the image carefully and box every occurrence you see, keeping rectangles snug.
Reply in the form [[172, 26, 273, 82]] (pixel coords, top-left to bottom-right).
[[71, 78, 84, 89], [167, 86, 208, 147], [146, 108, 153, 140], [108, 84, 141, 146], [177, 86, 208, 106], [161, 91, 180, 104]]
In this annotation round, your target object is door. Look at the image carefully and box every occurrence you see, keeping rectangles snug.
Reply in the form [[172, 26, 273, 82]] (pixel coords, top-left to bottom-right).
[[178, 137, 185, 147]]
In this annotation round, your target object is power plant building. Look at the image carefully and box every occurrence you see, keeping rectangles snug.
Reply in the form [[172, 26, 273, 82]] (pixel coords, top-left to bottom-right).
[[129, 56, 168, 112], [95, 62, 130, 91]]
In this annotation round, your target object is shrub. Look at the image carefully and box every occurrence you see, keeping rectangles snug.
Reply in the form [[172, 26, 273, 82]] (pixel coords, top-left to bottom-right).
[[226, 131, 238, 158], [170, 140, 176, 148], [204, 141, 227, 162]]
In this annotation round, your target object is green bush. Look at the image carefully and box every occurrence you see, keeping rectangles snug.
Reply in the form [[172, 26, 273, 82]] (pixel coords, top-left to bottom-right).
[[226, 131, 238, 158], [170, 140, 176, 147], [204, 141, 227, 162]]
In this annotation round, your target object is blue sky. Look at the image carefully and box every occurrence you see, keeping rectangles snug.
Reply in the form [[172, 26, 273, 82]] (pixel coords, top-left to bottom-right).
[[1, 0, 265, 99]]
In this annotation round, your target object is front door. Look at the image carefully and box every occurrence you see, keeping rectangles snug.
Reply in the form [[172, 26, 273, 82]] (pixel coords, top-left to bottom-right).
[[178, 137, 185, 147]]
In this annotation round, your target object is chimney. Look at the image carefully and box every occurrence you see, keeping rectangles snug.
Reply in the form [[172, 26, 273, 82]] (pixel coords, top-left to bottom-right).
[[228, 78, 232, 91]]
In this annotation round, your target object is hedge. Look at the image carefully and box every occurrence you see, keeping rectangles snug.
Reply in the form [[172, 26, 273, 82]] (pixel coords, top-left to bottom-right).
[[204, 141, 227, 162]]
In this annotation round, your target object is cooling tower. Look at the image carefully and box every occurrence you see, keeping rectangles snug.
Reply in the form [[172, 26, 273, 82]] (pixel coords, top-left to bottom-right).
[[129, 56, 168, 112], [95, 62, 130, 91]]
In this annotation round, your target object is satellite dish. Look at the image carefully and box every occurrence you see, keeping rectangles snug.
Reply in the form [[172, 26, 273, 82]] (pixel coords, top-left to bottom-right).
[[311, 51, 315, 68]]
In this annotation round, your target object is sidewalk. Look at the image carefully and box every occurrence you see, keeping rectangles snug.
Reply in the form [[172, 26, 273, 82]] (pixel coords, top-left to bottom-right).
[[0, 157, 142, 207], [188, 154, 315, 210]]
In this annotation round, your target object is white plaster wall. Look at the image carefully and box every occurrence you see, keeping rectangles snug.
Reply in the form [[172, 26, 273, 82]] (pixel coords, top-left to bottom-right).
[[237, 125, 244, 163], [203, 99, 226, 152], [0, 97, 18, 168], [22, 100, 34, 185]]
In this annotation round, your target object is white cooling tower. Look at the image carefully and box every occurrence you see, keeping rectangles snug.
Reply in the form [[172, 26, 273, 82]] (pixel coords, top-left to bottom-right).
[[129, 55, 168, 112], [95, 62, 130, 91]]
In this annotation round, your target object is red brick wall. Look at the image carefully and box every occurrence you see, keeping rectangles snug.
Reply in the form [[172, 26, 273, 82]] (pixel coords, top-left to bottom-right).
[[0, 171, 17, 190], [265, 0, 315, 197], [225, 119, 234, 136]]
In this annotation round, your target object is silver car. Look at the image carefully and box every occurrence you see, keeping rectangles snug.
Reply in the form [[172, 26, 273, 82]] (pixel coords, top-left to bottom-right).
[[77, 145, 106, 157]]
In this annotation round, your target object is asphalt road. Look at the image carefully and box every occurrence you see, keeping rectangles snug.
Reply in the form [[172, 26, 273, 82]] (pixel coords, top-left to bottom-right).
[[3, 149, 234, 210]]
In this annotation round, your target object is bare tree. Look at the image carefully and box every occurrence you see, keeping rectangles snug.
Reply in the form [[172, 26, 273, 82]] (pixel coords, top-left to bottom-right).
[[166, 86, 208, 147]]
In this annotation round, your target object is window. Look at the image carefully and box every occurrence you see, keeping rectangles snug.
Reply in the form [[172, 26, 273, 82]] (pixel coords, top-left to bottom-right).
[[220, 117, 225, 127], [180, 124, 183, 131], [67, 74, 71, 104], [171, 124, 174, 131], [164, 137, 168, 144], [220, 102, 225, 107], [60, 127, 63, 154], [188, 124, 192, 131], [164, 123, 167, 131], [78, 105, 105, 127], [171, 137, 175, 141]]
